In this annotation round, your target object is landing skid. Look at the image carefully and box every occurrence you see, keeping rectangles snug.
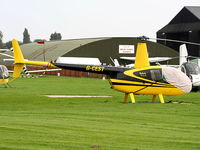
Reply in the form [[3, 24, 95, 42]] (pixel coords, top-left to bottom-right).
[[3, 83, 12, 88], [124, 93, 165, 104]]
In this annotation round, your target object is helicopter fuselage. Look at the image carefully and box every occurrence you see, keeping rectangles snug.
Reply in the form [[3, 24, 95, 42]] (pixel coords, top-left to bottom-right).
[[108, 66, 187, 96]]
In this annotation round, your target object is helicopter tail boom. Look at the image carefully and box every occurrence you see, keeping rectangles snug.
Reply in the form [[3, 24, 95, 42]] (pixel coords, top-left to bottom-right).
[[12, 40, 58, 78]]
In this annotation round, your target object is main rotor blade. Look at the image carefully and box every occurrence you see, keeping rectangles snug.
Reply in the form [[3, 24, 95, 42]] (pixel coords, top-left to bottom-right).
[[150, 37, 200, 46]]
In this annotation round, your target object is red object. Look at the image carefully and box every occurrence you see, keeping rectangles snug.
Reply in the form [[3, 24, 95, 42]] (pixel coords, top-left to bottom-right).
[[37, 41, 45, 44]]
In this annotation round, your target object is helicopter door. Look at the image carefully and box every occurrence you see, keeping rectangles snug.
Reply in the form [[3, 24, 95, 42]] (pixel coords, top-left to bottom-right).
[[182, 62, 200, 76]]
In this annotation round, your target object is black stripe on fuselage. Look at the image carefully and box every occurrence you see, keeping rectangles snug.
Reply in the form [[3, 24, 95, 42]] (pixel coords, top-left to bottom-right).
[[111, 82, 175, 88]]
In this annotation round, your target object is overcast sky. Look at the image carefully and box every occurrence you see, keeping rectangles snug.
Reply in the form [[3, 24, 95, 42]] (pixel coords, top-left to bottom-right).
[[0, 0, 199, 42]]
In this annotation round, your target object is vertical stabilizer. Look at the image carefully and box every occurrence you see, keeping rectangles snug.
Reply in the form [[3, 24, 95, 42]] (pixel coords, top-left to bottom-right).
[[12, 40, 25, 64], [134, 43, 150, 68], [12, 40, 25, 78], [179, 44, 188, 65]]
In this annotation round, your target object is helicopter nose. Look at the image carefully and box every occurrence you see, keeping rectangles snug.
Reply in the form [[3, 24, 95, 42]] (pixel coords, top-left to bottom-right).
[[162, 67, 192, 93]]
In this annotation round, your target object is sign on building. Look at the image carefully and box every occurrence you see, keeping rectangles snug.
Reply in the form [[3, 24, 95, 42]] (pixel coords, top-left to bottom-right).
[[119, 45, 135, 54]]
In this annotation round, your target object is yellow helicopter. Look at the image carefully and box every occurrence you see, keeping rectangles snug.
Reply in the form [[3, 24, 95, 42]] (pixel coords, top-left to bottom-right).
[[0, 49, 12, 87], [12, 39, 192, 103]]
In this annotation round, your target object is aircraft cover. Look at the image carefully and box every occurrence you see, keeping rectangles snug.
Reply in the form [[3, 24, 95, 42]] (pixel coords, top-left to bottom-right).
[[162, 67, 192, 93]]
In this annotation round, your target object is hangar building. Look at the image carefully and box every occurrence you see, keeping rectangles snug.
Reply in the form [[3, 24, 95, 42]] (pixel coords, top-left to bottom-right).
[[157, 6, 200, 56], [2, 37, 178, 77], [5, 37, 177, 64]]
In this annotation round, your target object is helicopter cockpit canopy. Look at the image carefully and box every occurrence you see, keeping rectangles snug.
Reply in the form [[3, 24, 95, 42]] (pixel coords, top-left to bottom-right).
[[181, 62, 200, 76], [0, 65, 9, 79]]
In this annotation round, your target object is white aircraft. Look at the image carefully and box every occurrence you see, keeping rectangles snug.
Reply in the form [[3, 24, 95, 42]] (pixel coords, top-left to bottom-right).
[[179, 44, 200, 88]]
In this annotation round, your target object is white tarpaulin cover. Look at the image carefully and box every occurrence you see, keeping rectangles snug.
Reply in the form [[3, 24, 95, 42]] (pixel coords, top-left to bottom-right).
[[162, 67, 192, 93]]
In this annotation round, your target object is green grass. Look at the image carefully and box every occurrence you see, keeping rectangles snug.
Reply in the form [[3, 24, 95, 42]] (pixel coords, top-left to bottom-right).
[[0, 76, 200, 150]]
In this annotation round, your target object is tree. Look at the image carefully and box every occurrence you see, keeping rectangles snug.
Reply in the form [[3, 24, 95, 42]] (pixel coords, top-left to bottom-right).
[[23, 28, 31, 44], [5, 41, 12, 49], [0, 31, 4, 48], [50, 32, 62, 41]]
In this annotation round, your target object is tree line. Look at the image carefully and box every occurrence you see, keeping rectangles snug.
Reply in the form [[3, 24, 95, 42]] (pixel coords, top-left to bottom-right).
[[0, 28, 62, 49]]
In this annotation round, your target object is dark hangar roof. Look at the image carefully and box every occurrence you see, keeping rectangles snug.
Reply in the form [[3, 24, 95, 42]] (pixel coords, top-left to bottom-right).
[[186, 6, 200, 19], [158, 6, 200, 33]]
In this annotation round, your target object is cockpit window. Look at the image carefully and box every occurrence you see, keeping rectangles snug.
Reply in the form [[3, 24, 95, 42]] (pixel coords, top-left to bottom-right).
[[134, 69, 162, 82], [182, 62, 200, 75], [150, 69, 162, 81]]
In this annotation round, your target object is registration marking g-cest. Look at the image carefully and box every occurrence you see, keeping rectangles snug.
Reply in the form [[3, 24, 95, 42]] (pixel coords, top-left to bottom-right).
[[86, 66, 104, 72]]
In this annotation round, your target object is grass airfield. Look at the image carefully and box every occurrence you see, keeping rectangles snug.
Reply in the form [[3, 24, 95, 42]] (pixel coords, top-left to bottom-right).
[[0, 76, 200, 150]]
